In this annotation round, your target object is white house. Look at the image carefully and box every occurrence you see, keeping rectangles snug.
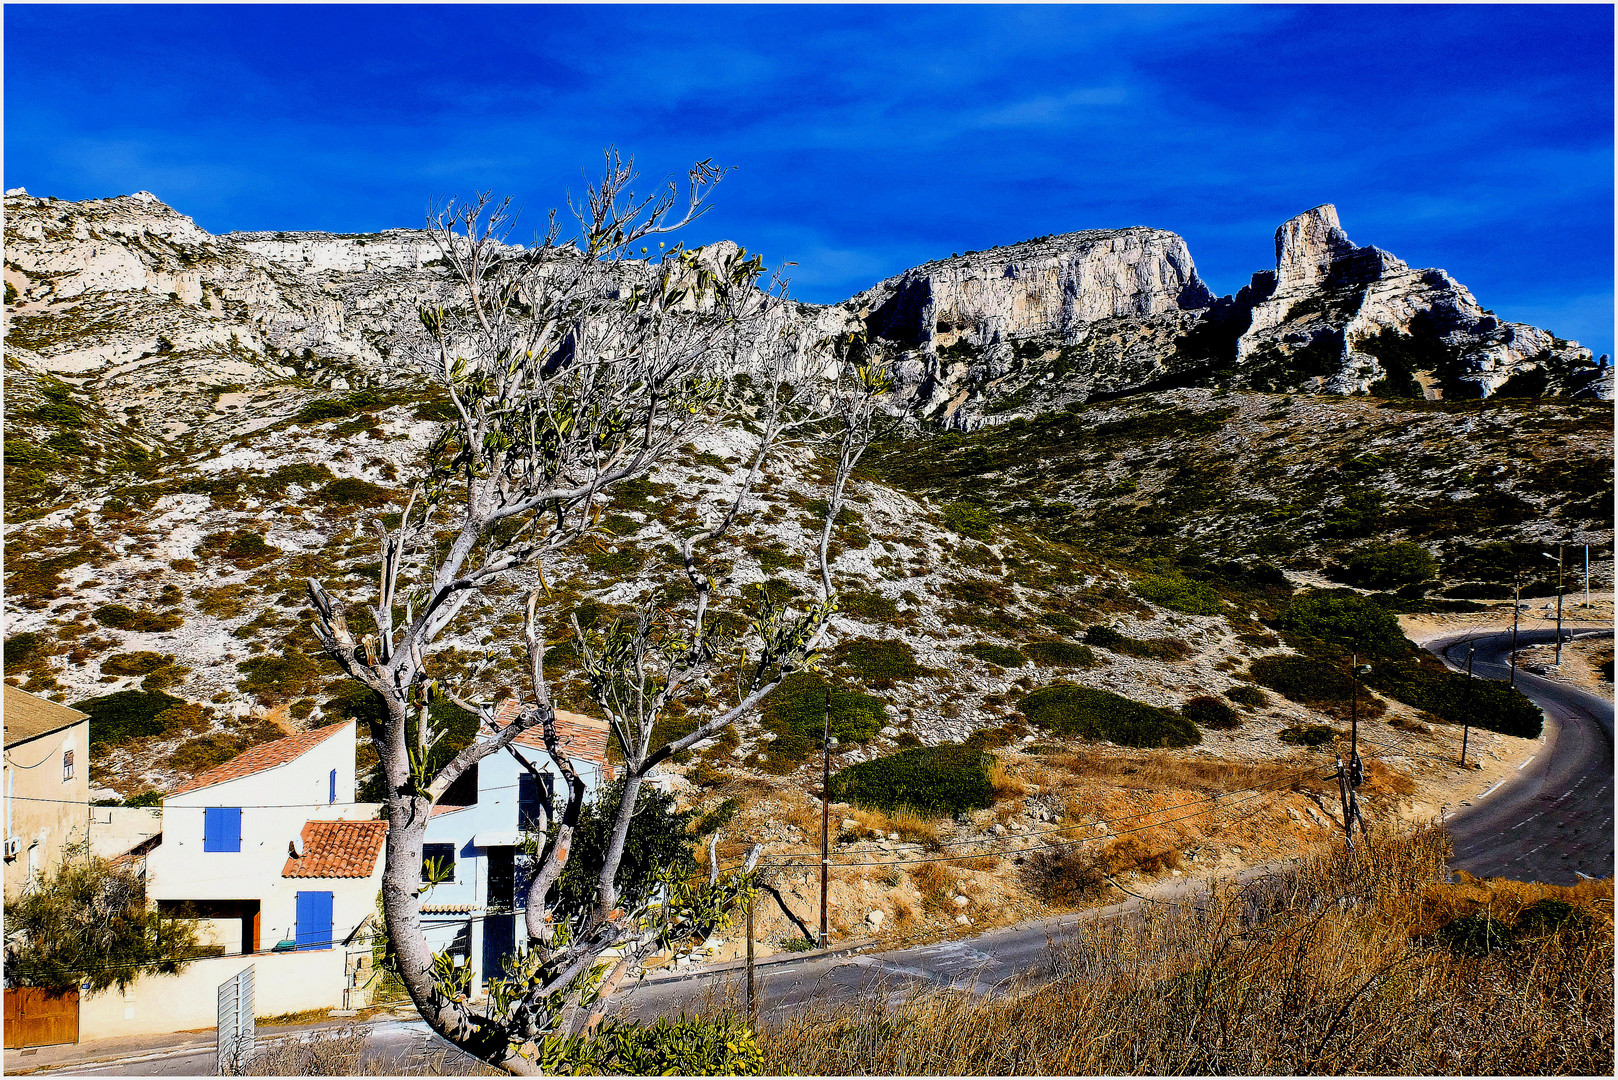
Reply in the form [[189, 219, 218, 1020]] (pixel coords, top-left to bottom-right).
[[80, 722, 388, 1041], [420, 702, 613, 996], [145, 720, 381, 957]]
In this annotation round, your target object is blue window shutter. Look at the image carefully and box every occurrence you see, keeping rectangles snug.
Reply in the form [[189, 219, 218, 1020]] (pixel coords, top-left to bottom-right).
[[295, 891, 334, 951], [329, 769, 337, 804], [203, 808, 241, 852]]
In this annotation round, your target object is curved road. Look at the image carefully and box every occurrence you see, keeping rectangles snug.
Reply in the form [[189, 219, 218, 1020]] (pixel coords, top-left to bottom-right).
[[1425, 625, 1613, 884]]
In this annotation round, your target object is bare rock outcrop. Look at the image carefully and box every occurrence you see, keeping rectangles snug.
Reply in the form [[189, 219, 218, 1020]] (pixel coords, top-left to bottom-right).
[[1231, 204, 1604, 401]]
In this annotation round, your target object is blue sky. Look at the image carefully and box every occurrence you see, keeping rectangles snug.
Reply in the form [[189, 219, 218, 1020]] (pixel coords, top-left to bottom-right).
[[6, 4, 1613, 356]]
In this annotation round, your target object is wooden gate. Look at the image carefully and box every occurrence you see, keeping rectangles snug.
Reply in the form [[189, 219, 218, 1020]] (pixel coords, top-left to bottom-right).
[[4, 987, 80, 1048]]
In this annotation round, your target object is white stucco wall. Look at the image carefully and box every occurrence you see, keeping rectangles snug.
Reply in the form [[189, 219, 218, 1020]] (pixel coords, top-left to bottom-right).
[[78, 950, 349, 1040]]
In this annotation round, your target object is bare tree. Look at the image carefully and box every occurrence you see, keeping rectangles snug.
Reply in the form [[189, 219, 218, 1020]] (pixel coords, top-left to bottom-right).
[[304, 151, 884, 1073]]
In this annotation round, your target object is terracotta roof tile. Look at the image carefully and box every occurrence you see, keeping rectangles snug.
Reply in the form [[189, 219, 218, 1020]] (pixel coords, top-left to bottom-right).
[[168, 723, 349, 797], [490, 700, 614, 779], [282, 819, 388, 878]]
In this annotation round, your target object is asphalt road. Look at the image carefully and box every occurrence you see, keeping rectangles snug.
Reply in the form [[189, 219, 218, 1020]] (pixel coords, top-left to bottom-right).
[[1426, 625, 1614, 885], [47, 1018, 485, 1077]]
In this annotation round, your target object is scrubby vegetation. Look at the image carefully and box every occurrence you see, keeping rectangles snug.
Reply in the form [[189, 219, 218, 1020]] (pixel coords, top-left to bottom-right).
[[1181, 695, 1239, 729], [754, 673, 887, 774], [73, 689, 185, 749], [828, 742, 995, 817], [1018, 685, 1200, 748]]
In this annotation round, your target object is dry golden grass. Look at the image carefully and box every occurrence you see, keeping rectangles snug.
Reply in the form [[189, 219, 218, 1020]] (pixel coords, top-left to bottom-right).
[[838, 805, 941, 849], [241, 1024, 502, 1076], [987, 761, 1027, 798], [1049, 747, 1331, 796], [763, 827, 1614, 1075]]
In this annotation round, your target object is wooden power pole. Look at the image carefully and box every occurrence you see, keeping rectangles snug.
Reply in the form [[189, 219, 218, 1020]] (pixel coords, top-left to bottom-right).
[[745, 893, 756, 1022], [1555, 545, 1565, 666], [1511, 572, 1520, 687], [1460, 644, 1474, 767], [819, 689, 831, 949]]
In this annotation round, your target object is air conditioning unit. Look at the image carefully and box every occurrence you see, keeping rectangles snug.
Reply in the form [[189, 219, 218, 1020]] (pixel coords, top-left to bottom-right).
[[4, 836, 20, 860]]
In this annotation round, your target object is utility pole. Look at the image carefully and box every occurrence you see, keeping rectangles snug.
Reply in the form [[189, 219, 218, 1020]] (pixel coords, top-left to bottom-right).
[[1511, 571, 1520, 687], [819, 689, 831, 949], [1556, 545, 1565, 666], [745, 892, 756, 1022], [1460, 644, 1474, 767], [1348, 651, 1359, 768], [1541, 546, 1566, 665], [1584, 544, 1590, 609]]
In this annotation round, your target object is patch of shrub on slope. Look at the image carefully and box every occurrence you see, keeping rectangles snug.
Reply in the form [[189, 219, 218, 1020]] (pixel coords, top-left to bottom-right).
[[74, 690, 185, 749], [756, 672, 886, 774], [1018, 685, 1200, 748], [1366, 659, 1543, 739], [829, 742, 994, 817]]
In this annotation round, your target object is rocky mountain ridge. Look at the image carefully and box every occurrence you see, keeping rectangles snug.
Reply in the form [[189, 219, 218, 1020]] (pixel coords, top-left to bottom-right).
[[4, 190, 1608, 453]]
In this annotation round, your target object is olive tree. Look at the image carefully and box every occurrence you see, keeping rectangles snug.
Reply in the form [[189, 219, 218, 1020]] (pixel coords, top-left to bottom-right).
[[304, 152, 881, 1073]]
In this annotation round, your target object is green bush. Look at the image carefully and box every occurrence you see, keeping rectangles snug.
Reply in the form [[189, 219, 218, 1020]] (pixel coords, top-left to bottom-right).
[[315, 478, 395, 507], [762, 672, 886, 743], [829, 743, 995, 817], [1182, 695, 1240, 729], [204, 530, 282, 568], [1083, 624, 1191, 659], [1022, 641, 1101, 668], [943, 502, 996, 541], [1336, 542, 1438, 589], [837, 589, 899, 622], [1133, 574, 1224, 616], [1438, 911, 1518, 956], [1250, 655, 1356, 707], [1226, 684, 1268, 708], [1364, 659, 1543, 739], [93, 605, 183, 633], [124, 791, 163, 808], [168, 734, 247, 772], [1275, 590, 1408, 659], [295, 399, 354, 423], [831, 638, 929, 689], [101, 652, 172, 677], [74, 690, 186, 749], [529, 1016, 763, 1077], [964, 642, 1026, 668], [548, 781, 695, 920], [1278, 724, 1341, 747], [1017, 685, 1200, 748], [1516, 898, 1594, 937], [237, 652, 326, 705], [693, 797, 741, 837]]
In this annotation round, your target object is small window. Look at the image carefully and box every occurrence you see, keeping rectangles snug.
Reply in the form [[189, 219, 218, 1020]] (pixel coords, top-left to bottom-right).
[[440, 763, 478, 808], [518, 773, 553, 832], [203, 807, 242, 852], [422, 842, 456, 884], [329, 769, 337, 804], [62, 750, 74, 782]]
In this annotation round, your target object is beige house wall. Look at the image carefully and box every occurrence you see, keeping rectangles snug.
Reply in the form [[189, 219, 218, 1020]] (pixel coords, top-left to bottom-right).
[[4, 719, 90, 900], [87, 805, 162, 860], [78, 948, 350, 1040]]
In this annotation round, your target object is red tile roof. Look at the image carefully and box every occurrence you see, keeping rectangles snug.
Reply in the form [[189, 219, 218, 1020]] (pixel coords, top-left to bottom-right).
[[168, 723, 349, 797], [490, 700, 614, 778], [282, 819, 388, 878]]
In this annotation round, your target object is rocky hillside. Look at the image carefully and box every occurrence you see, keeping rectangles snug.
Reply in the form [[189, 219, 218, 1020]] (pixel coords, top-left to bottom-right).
[[2, 188, 1611, 816]]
